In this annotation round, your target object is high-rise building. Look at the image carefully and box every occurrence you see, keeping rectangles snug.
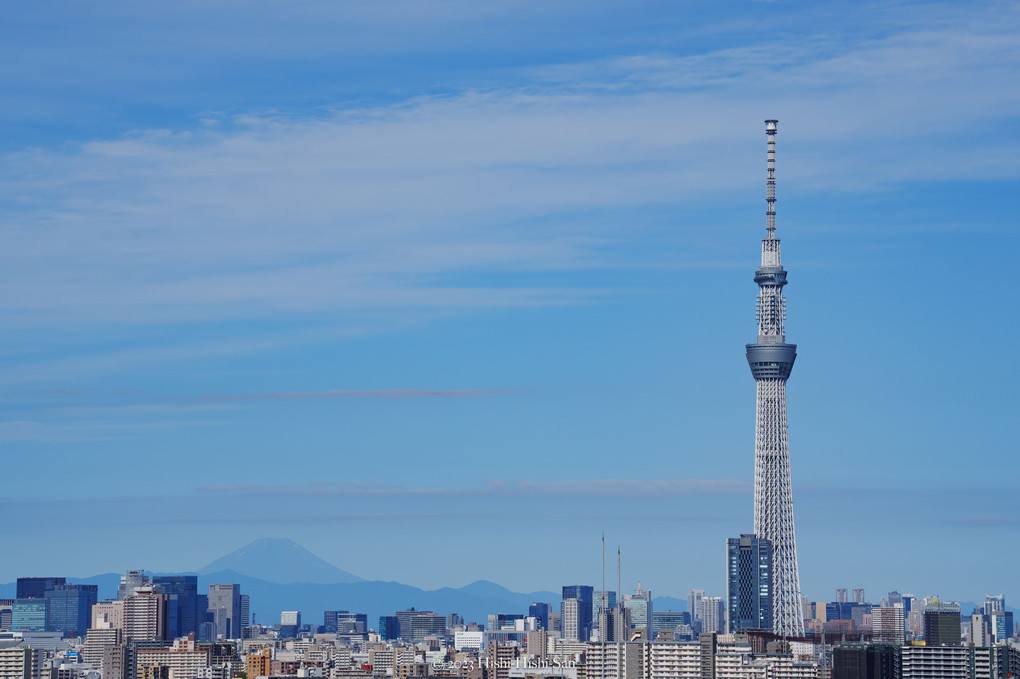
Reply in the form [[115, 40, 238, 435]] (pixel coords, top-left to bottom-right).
[[984, 595, 1005, 614], [687, 590, 704, 623], [597, 605, 629, 643], [561, 586, 593, 641], [279, 610, 300, 638], [336, 613, 367, 635], [700, 597, 725, 635], [206, 585, 241, 640], [923, 602, 961, 646], [81, 628, 122, 666], [394, 608, 427, 640], [872, 606, 906, 644], [122, 588, 168, 642], [118, 571, 147, 600], [324, 610, 349, 634], [101, 645, 129, 679], [407, 612, 446, 641], [561, 598, 584, 641], [853, 588, 865, 605], [726, 533, 772, 633], [651, 611, 691, 640], [239, 594, 250, 631], [837, 589, 848, 604], [528, 603, 550, 631], [623, 583, 652, 631], [92, 600, 124, 629], [44, 584, 98, 637], [592, 591, 616, 635], [11, 600, 47, 632], [971, 613, 992, 646], [15, 578, 66, 600], [379, 616, 399, 641], [990, 611, 1013, 643], [746, 119, 805, 637], [832, 644, 899, 679], [151, 576, 198, 639]]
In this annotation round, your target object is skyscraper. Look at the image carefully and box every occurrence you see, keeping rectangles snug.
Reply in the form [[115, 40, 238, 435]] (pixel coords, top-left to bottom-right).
[[122, 587, 168, 641], [984, 595, 1005, 614], [923, 601, 961, 646], [561, 585, 593, 641], [118, 570, 147, 600], [623, 583, 652, 631], [700, 597, 725, 635], [726, 534, 772, 633], [16, 578, 66, 600], [151, 575, 198, 639], [687, 590, 704, 624], [871, 606, 906, 644], [207, 584, 242, 640], [44, 584, 98, 637], [746, 119, 805, 637], [528, 603, 550, 631]]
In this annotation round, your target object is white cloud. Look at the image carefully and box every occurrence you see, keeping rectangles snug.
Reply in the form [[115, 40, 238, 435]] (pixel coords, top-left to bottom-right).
[[0, 3, 1017, 337]]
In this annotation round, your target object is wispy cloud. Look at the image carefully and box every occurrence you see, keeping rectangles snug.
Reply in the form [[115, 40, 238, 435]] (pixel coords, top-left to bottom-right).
[[1, 3, 1017, 341], [198, 478, 749, 498], [192, 388, 512, 403], [0, 418, 201, 443], [946, 516, 1020, 528]]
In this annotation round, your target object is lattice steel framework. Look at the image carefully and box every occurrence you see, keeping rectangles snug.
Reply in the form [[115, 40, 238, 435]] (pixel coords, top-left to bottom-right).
[[745, 120, 805, 638]]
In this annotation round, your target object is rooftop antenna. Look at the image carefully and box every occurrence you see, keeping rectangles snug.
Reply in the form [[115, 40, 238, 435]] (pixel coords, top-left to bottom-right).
[[601, 534, 606, 679], [617, 546, 622, 679], [601, 533, 606, 613], [617, 546, 621, 607]]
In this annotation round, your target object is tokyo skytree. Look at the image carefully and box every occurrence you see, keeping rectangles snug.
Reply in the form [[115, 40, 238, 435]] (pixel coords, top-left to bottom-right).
[[745, 120, 805, 637]]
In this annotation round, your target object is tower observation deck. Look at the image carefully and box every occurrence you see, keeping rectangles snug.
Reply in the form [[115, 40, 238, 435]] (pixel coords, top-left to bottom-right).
[[746, 119, 805, 637]]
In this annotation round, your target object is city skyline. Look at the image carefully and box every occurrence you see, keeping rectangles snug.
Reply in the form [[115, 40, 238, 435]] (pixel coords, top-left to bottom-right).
[[1, 1, 1018, 601]]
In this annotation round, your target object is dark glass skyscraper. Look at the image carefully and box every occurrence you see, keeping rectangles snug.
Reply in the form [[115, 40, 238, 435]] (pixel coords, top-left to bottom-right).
[[529, 602, 550, 631], [152, 575, 199, 639], [16, 578, 66, 600], [726, 534, 772, 633], [923, 602, 961, 646], [379, 615, 399, 640], [324, 610, 349, 634], [44, 584, 98, 637]]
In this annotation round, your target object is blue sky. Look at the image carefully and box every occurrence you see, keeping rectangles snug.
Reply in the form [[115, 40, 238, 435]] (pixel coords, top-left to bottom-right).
[[1, 0, 1018, 607]]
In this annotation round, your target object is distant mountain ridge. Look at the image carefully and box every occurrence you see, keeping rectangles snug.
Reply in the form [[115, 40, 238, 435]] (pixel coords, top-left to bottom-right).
[[2, 538, 1012, 628], [198, 538, 362, 584]]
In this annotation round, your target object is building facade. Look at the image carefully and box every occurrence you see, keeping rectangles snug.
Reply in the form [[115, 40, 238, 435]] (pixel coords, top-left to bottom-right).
[[726, 534, 773, 633]]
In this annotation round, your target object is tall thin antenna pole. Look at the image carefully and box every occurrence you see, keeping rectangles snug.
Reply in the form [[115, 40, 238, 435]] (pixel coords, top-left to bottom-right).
[[617, 547, 621, 608], [765, 119, 778, 239], [601, 533, 606, 679], [617, 546, 622, 679]]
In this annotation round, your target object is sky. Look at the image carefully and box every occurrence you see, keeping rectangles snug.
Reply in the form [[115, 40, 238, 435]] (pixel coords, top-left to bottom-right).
[[1, 0, 1018, 608]]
